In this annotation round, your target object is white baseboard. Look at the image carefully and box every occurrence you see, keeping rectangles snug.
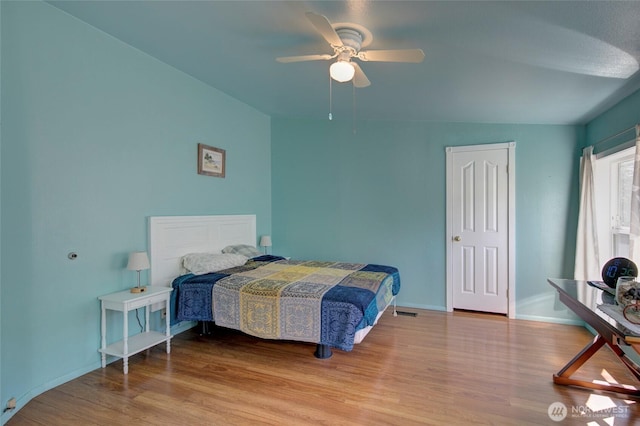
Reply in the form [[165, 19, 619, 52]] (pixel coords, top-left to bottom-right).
[[1, 360, 100, 425], [1, 321, 197, 425], [396, 302, 447, 312], [515, 314, 585, 326]]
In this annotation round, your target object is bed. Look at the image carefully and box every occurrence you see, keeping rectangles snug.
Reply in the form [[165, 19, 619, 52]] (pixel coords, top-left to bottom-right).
[[149, 215, 400, 358]]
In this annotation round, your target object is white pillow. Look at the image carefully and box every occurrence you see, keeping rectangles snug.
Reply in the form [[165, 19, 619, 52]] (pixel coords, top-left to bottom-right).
[[221, 244, 263, 258], [182, 253, 247, 275]]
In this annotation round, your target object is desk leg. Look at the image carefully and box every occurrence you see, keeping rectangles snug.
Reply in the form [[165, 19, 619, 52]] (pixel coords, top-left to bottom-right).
[[556, 335, 605, 378], [554, 335, 640, 396]]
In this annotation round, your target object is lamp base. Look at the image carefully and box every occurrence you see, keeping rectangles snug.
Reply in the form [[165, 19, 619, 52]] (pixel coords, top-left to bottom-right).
[[130, 286, 147, 294]]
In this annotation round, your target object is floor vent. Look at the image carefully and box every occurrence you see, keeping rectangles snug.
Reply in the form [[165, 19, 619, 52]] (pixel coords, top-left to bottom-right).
[[396, 311, 417, 317]]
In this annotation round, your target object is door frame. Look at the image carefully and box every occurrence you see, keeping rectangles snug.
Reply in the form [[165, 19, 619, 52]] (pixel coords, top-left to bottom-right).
[[445, 142, 516, 318]]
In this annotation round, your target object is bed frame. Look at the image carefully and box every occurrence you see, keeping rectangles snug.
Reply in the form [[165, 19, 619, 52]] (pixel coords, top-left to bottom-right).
[[148, 214, 395, 358]]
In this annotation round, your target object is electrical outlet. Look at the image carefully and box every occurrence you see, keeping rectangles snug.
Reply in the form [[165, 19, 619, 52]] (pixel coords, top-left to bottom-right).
[[6, 397, 16, 410]]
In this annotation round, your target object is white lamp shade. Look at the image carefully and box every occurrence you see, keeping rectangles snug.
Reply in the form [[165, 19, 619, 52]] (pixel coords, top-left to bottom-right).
[[259, 236, 272, 247], [330, 61, 355, 83], [127, 251, 150, 271]]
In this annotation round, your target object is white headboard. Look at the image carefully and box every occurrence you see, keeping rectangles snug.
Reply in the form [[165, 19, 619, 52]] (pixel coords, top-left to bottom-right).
[[148, 215, 257, 287]]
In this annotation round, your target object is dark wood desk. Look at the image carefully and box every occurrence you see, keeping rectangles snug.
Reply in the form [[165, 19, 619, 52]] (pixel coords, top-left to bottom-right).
[[548, 278, 640, 396]]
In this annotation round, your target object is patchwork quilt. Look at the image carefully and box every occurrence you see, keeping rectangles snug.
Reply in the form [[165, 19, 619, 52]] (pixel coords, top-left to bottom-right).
[[171, 255, 400, 351]]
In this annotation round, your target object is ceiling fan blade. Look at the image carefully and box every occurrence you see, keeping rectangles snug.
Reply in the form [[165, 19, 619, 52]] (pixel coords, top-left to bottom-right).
[[305, 12, 343, 47], [358, 49, 425, 63], [352, 62, 371, 88], [276, 54, 334, 63]]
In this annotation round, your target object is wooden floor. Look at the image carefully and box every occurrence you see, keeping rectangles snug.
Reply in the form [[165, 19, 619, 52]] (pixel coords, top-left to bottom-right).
[[7, 309, 640, 425]]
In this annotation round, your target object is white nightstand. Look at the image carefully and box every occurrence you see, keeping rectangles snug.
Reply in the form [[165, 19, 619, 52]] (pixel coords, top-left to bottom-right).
[[98, 286, 173, 374]]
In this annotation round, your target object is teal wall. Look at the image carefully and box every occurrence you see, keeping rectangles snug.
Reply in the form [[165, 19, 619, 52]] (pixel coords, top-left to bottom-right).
[[3, 0, 640, 422], [0, 0, 3, 414], [586, 88, 640, 149], [1, 1, 271, 419], [272, 119, 583, 321]]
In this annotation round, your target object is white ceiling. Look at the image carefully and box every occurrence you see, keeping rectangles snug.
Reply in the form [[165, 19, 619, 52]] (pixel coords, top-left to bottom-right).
[[48, 0, 640, 125]]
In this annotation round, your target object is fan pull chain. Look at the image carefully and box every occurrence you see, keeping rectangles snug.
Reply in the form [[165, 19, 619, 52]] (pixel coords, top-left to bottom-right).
[[352, 82, 357, 134], [328, 75, 333, 121]]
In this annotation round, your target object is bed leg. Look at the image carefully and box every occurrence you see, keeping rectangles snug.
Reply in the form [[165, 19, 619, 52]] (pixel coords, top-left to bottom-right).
[[393, 296, 398, 317], [200, 321, 212, 336], [314, 344, 332, 359]]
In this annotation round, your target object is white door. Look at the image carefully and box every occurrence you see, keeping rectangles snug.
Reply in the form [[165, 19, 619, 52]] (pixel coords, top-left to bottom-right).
[[446, 143, 515, 316]]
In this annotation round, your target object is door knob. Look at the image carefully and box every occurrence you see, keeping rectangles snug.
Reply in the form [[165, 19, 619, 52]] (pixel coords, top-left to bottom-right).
[[453, 236, 461, 242]]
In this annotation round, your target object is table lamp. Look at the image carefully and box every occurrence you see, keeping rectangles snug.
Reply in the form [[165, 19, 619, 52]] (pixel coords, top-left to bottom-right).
[[260, 235, 272, 254], [127, 251, 150, 293]]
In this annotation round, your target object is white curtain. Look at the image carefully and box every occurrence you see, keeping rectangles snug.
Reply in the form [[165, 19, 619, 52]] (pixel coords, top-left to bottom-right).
[[574, 146, 600, 308], [630, 125, 640, 263], [574, 146, 600, 281]]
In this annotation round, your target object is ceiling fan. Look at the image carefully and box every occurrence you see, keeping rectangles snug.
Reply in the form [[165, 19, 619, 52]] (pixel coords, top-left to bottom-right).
[[276, 12, 425, 88]]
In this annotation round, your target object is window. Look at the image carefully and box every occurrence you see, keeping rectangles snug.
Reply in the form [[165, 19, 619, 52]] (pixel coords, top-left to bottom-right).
[[594, 146, 635, 259], [612, 156, 634, 256]]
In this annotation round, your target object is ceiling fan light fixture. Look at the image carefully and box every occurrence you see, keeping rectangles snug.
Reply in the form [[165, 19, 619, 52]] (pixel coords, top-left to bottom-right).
[[330, 60, 355, 82]]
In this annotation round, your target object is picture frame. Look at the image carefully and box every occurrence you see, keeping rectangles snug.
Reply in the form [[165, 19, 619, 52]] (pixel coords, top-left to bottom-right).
[[197, 143, 225, 178]]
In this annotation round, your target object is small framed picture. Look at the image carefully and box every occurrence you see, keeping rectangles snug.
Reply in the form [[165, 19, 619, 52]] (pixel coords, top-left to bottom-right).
[[197, 143, 225, 178]]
